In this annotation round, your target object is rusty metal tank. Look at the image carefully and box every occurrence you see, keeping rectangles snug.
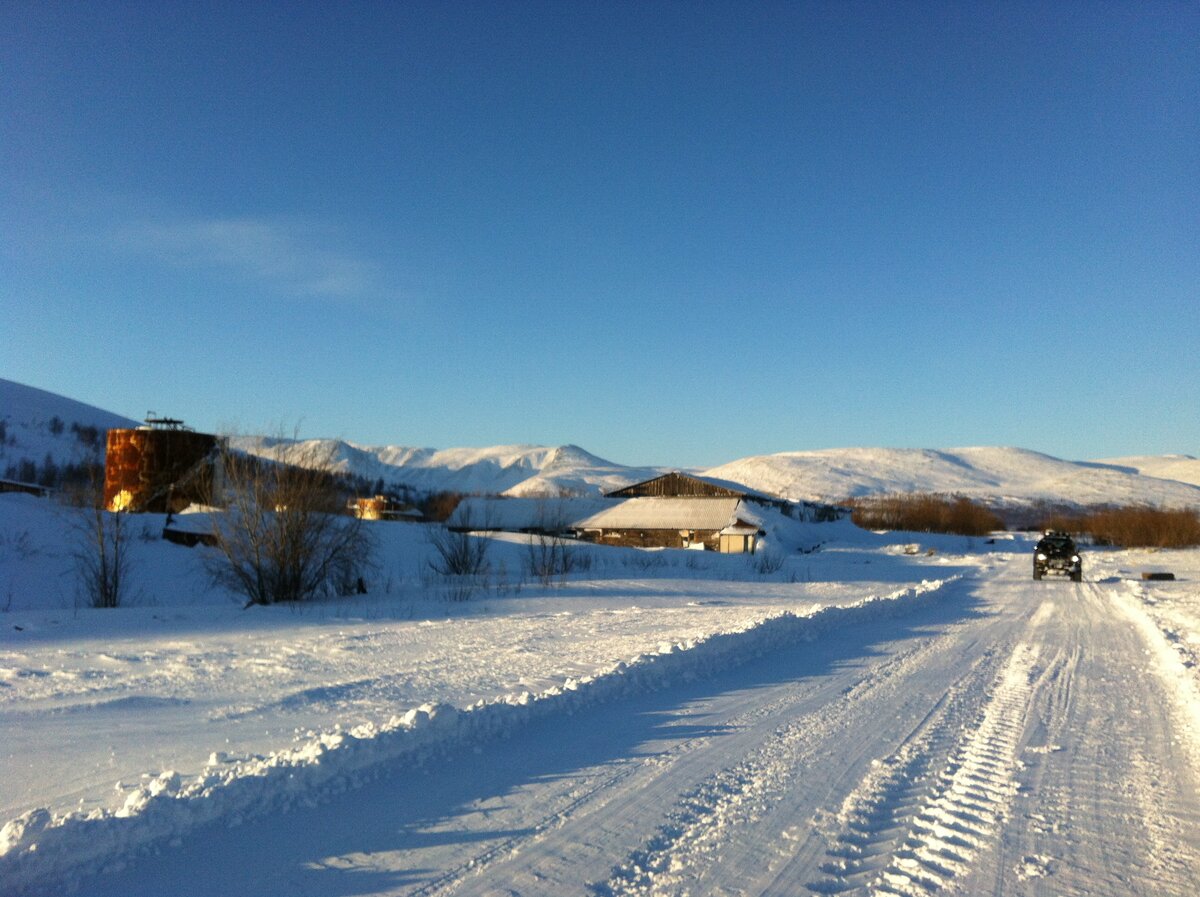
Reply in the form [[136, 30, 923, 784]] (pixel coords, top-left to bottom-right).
[[104, 418, 218, 513]]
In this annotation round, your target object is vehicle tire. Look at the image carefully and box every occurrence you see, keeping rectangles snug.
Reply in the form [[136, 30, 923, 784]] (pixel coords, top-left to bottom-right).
[[1070, 571, 1082, 582], [1033, 567, 1043, 581]]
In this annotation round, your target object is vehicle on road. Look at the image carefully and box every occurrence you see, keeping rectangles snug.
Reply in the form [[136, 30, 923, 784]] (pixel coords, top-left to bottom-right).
[[1034, 530, 1083, 581]]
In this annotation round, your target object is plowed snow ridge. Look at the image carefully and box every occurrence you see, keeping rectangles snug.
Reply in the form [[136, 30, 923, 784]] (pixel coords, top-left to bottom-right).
[[0, 579, 954, 895]]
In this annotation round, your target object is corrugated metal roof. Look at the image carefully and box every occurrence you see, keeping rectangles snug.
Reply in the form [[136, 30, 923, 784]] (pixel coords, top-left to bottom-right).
[[574, 497, 758, 531], [605, 471, 776, 502]]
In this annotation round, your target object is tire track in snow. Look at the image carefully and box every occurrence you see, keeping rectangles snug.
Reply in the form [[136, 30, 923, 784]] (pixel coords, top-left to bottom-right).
[[399, 656, 864, 897], [807, 640, 1038, 896], [587, 631, 979, 897]]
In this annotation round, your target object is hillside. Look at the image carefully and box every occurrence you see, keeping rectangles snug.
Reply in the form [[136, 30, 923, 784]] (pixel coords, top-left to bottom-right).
[[0, 378, 139, 481], [1095, 454, 1200, 488], [5, 379, 1197, 509], [702, 446, 1200, 509], [232, 436, 665, 498]]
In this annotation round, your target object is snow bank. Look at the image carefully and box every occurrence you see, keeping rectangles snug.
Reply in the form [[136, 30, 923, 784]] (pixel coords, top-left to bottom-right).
[[1108, 580, 1200, 772], [0, 577, 957, 895]]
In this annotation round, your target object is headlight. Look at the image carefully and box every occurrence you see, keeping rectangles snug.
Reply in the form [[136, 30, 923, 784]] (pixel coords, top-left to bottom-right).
[[1071, 555, 1080, 563], [1037, 553, 1047, 560]]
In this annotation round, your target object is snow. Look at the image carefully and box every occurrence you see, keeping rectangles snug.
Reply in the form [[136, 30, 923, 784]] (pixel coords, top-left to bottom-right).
[[3, 382, 1200, 895], [445, 496, 616, 531], [703, 445, 1200, 508], [3, 502, 1200, 894], [574, 497, 755, 532], [1096, 454, 1200, 488], [0, 379, 138, 478], [234, 437, 667, 499]]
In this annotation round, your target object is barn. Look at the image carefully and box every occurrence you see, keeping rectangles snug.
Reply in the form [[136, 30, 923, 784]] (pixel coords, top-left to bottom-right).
[[573, 496, 765, 553]]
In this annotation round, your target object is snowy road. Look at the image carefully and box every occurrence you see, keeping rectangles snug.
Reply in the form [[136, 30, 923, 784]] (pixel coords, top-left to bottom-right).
[[77, 555, 1200, 897]]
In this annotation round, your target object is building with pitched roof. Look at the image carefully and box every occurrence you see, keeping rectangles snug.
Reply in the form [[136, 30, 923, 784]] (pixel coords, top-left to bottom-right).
[[573, 496, 764, 553]]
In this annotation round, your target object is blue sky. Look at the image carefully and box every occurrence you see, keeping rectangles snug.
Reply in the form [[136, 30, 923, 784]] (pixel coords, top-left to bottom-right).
[[3, 1, 1197, 467]]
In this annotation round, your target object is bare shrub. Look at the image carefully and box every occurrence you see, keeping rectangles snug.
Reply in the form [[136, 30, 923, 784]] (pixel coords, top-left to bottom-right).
[[1031, 504, 1200, 548], [848, 494, 1003, 536], [427, 501, 492, 578], [524, 499, 580, 586], [752, 548, 786, 575], [67, 476, 131, 609], [1032, 510, 1087, 535], [1082, 505, 1200, 548], [624, 553, 666, 572], [207, 442, 373, 606]]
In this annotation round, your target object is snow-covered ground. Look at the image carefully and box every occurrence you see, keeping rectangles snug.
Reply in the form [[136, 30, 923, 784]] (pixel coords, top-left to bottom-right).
[[4, 380, 1200, 894], [3, 484, 1199, 895]]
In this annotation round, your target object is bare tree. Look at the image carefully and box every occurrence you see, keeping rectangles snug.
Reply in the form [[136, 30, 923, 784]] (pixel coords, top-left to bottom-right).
[[67, 468, 131, 609], [525, 498, 577, 587], [206, 441, 373, 606], [427, 502, 492, 578]]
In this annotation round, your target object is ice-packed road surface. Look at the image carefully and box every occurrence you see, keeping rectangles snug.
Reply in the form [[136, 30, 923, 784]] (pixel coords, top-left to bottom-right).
[[82, 556, 1200, 896]]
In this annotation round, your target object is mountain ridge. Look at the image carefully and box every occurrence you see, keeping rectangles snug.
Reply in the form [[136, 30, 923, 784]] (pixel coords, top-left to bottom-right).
[[3, 379, 1197, 508]]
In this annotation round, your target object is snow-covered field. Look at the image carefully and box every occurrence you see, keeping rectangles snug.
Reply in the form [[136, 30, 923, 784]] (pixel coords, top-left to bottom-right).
[[3, 485, 1199, 895]]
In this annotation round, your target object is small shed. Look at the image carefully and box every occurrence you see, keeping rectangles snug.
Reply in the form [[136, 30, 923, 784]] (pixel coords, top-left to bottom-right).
[[0, 478, 50, 498]]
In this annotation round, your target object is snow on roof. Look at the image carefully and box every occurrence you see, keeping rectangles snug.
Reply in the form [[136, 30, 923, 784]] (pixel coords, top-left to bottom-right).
[[574, 497, 763, 532], [447, 496, 616, 530]]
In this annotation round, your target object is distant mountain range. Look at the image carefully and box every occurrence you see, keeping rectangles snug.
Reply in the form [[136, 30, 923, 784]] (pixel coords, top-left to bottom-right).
[[3, 378, 1198, 509], [704, 447, 1200, 509]]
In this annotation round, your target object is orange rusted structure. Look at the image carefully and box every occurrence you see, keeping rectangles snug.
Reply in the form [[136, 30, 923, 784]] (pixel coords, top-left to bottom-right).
[[104, 421, 219, 513]]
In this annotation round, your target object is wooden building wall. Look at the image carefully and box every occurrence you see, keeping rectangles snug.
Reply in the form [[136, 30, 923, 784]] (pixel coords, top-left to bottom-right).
[[577, 527, 721, 551]]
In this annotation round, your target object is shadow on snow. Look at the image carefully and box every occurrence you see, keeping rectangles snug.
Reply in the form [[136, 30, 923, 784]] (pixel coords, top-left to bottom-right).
[[83, 583, 989, 897]]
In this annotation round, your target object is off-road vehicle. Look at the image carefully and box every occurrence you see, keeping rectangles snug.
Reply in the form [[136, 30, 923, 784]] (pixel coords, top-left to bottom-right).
[[1033, 531, 1082, 582]]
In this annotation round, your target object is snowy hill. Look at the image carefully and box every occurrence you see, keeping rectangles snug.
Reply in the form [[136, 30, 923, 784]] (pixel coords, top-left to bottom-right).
[[702, 446, 1200, 509], [1094, 454, 1200, 488], [5, 379, 1198, 508], [0, 378, 139, 479], [233, 436, 666, 498]]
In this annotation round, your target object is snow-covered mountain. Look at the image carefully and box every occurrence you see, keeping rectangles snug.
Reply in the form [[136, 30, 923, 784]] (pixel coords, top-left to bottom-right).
[[702, 446, 1200, 509], [5, 379, 1197, 508], [232, 437, 666, 498], [1095, 454, 1200, 488], [0, 378, 139, 478]]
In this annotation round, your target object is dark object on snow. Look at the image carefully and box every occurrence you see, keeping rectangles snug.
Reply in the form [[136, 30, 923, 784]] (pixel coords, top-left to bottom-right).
[[0, 478, 50, 498], [1141, 571, 1176, 581], [1034, 531, 1083, 582], [162, 526, 217, 548]]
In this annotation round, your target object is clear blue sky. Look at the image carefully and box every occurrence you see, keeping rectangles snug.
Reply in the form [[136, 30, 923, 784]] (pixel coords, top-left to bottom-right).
[[3, 1, 1197, 467]]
